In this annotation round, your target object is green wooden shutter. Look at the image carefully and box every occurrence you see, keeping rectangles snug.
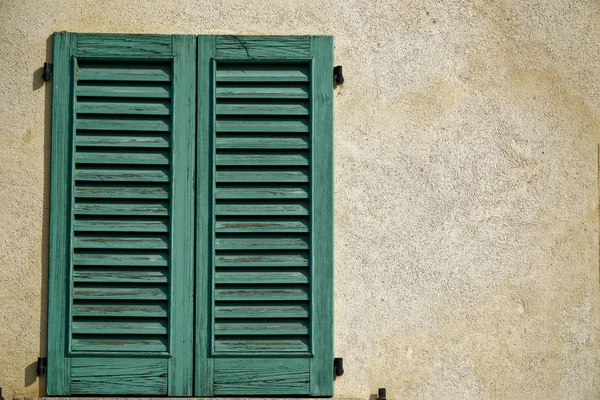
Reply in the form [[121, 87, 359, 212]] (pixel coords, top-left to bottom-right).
[[47, 33, 196, 396], [195, 36, 334, 396]]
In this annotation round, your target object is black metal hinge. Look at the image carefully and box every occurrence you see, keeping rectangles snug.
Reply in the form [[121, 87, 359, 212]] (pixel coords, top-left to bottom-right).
[[333, 65, 344, 84], [334, 357, 344, 377], [42, 62, 53, 81], [37, 357, 47, 376], [377, 388, 387, 400]]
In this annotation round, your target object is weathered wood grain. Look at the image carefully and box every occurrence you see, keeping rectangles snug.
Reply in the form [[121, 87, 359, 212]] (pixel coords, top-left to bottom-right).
[[215, 201, 309, 215], [215, 269, 309, 284], [70, 357, 168, 395], [73, 268, 168, 283], [76, 132, 170, 148], [75, 167, 170, 182], [216, 63, 309, 82], [77, 99, 171, 115], [216, 100, 309, 115], [74, 201, 169, 216], [215, 36, 311, 59], [73, 251, 168, 267], [73, 286, 168, 300], [213, 358, 310, 395], [73, 303, 168, 318], [215, 286, 309, 301], [71, 338, 168, 353], [76, 82, 171, 98], [76, 34, 173, 58], [215, 235, 309, 250], [216, 117, 309, 132], [75, 149, 170, 164], [214, 339, 310, 354], [216, 83, 309, 99], [77, 61, 172, 81], [74, 184, 170, 199], [215, 151, 309, 166], [216, 169, 309, 183], [215, 185, 309, 199], [216, 133, 309, 149], [74, 218, 169, 232], [214, 303, 309, 319], [214, 321, 309, 335], [214, 252, 309, 267], [215, 217, 309, 232]]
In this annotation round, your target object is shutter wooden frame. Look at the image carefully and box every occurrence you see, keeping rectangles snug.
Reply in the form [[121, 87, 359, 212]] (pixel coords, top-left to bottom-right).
[[47, 33, 196, 395], [195, 35, 334, 396]]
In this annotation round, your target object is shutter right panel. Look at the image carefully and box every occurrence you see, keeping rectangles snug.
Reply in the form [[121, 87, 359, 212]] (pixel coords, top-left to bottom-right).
[[196, 36, 334, 396]]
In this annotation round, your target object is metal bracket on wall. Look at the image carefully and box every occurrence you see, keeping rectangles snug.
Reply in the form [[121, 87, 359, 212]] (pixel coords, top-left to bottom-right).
[[42, 62, 53, 81], [334, 357, 344, 377], [377, 388, 387, 400], [333, 65, 344, 84], [37, 357, 47, 376]]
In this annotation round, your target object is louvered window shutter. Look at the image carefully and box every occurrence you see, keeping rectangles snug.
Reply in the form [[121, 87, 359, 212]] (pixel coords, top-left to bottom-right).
[[47, 33, 196, 395], [195, 36, 334, 396]]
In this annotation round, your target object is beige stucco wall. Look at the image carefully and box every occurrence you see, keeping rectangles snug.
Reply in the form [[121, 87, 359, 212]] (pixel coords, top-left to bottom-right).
[[1, 0, 599, 398]]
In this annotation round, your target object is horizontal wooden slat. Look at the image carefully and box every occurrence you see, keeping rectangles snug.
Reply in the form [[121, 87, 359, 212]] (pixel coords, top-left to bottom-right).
[[72, 320, 168, 335], [77, 99, 171, 115], [74, 201, 168, 216], [76, 132, 170, 148], [73, 286, 168, 300], [215, 270, 309, 284], [73, 303, 168, 318], [215, 321, 308, 335], [76, 117, 170, 131], [73, 268, 168, 283], [215, 202, 309, 215], [216, 151, 308, 166], [215, 303, 309, 319], [74, 235, 168, 249], [216, 133, 308, 150], [215, 253, 308, 267], [74, 218, 168, 232], [215, 286, 309, 301], [216, 84, 309, 99], [76, 149, 170, 165], [76, 33, 173, 58], [215, 36, 311, 59], [215, 217, 308, 232], [71, 338, 168, 353], [216, 169, 309, 183], [77, 62, 172, 82], [74, 251, 168, 267], [215, 185, 308, 199], [76, 82, 171, 98], [215, 235, 308, 250], [216, 117, 309, 133], [216, 100, 309, 115], [75, 184, 169, 199], [214, 338, 309, 353], [216, 64, 309, 82], [75, 167, 169, 182]]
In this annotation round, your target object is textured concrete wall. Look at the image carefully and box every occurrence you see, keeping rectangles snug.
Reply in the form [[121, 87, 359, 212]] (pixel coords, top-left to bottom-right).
[[1, 0, 599, 399]]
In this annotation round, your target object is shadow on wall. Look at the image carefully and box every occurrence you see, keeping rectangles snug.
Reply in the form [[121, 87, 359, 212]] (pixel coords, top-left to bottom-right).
[[26, 34, 53, 396]]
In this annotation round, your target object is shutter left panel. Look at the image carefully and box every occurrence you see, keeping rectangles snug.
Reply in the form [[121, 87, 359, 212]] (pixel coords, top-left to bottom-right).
[[47, 33, 195, 396]]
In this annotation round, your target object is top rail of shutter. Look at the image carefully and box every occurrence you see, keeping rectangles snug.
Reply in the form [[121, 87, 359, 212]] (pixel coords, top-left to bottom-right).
[[74, 34, 174, 59], [214, 36, 323, 60]]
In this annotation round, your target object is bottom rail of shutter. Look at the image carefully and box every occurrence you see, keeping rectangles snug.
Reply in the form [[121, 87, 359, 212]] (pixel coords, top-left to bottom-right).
[[213, 357, 309, 395], [70, 357, 168, 395]]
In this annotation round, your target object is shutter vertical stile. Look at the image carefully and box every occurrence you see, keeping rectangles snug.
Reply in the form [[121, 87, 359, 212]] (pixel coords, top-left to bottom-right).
[[196, 36, 334, 396], [47, 33, 195, 395]]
